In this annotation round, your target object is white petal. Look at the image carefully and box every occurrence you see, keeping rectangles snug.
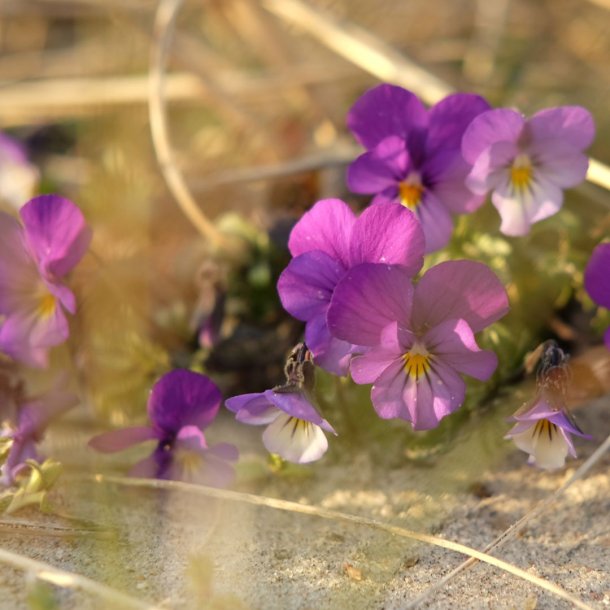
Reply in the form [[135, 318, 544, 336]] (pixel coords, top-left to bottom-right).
[[511, 421, 569, 470], [262, 412, 328, 464]]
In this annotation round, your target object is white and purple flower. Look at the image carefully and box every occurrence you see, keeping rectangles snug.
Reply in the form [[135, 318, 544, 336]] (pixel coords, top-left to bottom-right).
[[89, 370, 238, 487], [346, 84, 490, 251], [584, 242, 610, 349], [0, 195, 92, 367], [0, 133, 39, 210], [327, 261, 509, 430], [225, 344, 336, 463], [462, 106, 595, 236], [277, 199, 424, 375]]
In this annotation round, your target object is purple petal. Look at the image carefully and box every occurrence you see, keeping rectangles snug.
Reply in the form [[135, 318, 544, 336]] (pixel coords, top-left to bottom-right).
[[208, 442, 239, 462], [277, 251, 344, 322], [0, 212, 32, 308], [89, 426, 158, 453], [530, 142, 589, 188], [527, 106, 595, 150], [465, 140, 517, 195], [415, 191, 454, 253], [347, 136, 409, 194], [287, 198, 354, 267], [351, 328, 403, 384], [20, 195, 92, 279], [412, 260, 509, 333], [304, 313, 354, 376], [147, 369, 222, 434], [328, 263, 414, 346], [424, 318, 498, 380], [225, 393, 280, 425], [584, 243, 610, 309], [426, 93, 491, 155], [462, 108, 524, 165], [349, 203, 425, 274], [347, 84, 428, 149], [264, 389, 335, 434], [370, 358, 408, 419], [129, 454, 160, 478]]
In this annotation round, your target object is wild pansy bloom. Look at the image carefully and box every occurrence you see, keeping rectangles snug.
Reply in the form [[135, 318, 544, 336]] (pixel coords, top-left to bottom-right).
[[89, 370, 238, 487], [346, 84, 490, 251], [584, 242, 610, 349], [0, 195, 91, 367], [506, 341, 591, 469], [0, 383, 77, 486], [226, 343, 336, 464], [462, 106, 595, 236], [277, 199, 424, 375], [327, 261, 509, 429], [0, 133, 39, 209]]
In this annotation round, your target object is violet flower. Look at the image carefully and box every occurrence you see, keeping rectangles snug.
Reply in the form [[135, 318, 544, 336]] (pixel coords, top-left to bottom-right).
[[277, 199, 424, 375], [346, 84, 490, 252], [462, 106, 595, 236], [327, 261, 509, 429], [1, 385, 77, 486], [0, 133, 39, 210], [506, 341, 591, 469], [584, 242, 610, 349], [89, 370, 238, 487], [0, 195, 92, 367], [225, 343, 336, 464]]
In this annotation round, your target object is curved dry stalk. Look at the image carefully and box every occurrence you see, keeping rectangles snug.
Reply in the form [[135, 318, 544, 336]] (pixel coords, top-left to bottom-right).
[[88, 474, 593, 610], [0, 547, 161, 610], [263, 0, 610, 194], [149, 0, 224, 248], [405, 432, 610, 608]]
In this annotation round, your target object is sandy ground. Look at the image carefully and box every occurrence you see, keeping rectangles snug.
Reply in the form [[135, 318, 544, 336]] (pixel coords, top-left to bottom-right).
[[0, 393, 607, 610]]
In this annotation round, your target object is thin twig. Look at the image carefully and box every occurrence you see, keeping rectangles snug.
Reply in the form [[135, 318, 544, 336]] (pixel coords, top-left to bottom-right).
[[263, 0, 610, 192], [405, 432, 610, 608], [87, 474, 593, 610], [0, 547, 161, 609], [149, 0, 224, 247]]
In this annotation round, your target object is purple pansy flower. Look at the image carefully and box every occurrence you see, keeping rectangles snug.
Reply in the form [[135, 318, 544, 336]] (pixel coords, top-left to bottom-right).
[[89, 370, 238, 487], [584, 242, 610, 349], [0, 133, 39, 209], [462, 106, 595, 236], [277, 199, 424, 375], [327, 261, 509, 430], [0, 195, 92, 367], [226, 344, 336, 464], [346, 84, 490, 252], [506, 341, 591, 469], [1, 383, 77, 486]]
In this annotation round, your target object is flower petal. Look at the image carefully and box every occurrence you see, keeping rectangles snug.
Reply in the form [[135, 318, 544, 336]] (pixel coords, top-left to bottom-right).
[[89, 426, 158, 453], [129, 454, 160, 478], [415, 191, 454, 253], [287, 198, 354, 266], [147, 369, 222, 434], [370, 358, 408, 419], [530, 142, 589, 188], [225, 393, 279, 425], [264, 389, 335, 433], [461, 108, 524, 165], [277, 251, 344, 322], [304, 313, 354, 376], [527, 106, 595, 150], [584, 243, 610, 309], [349, 202, 424, 273], [20, 195, 92, 278], [328, 263, 414, 346], [262, 412, 329, 464], [347, 84, 428, 149], [424, 318, 498, 380], [351, 329, 403, 384], [412, 260, 509, 333]]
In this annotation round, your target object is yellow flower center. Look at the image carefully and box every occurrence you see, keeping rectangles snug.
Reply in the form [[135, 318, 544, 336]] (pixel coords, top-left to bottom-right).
[[37, 292, 57, 318], [176, 449, 205, 477], [510, 154, 533, 190], [403, 345, 431, 380], [398, 174, 425, 209]]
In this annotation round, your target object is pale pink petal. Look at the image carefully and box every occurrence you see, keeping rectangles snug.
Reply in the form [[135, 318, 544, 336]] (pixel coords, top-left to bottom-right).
[[89, 426, 158, 453], [527, 106, 595, 150]]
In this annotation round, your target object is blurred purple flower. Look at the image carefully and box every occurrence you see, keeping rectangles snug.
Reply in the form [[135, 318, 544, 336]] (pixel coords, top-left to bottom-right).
[[225, 343, 336, 463], [89, 370, 238, 487], [346, 84, 490, 252], [506, 341, 591, 469], [277, 199, 424, 375], [0, 133, 39, 209], [327, 261, 509, 430], [1, 384, 77, 486], [0, 195, 92, 367], [463, 106, 595, 236], [584, 242, 610, 349]]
